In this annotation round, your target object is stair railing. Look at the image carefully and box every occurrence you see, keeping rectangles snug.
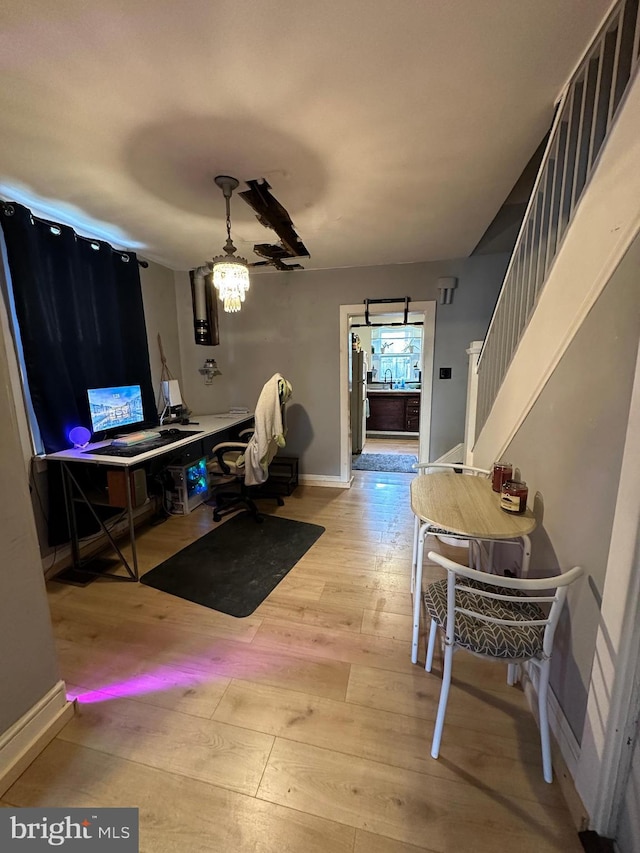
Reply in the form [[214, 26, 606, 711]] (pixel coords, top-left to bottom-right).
[[476, 0, 640, 437]]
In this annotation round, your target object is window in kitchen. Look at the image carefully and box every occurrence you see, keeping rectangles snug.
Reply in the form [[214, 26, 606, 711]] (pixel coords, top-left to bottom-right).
[[370, 326, 422, 386]]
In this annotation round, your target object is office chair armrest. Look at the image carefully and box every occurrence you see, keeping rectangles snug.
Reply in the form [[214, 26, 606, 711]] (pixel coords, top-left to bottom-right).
[[238, 427, 254, 439], [211, 441, 248, 475]]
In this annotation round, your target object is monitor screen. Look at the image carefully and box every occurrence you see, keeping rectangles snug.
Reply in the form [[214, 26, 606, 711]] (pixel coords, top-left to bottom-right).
[[87, 384, 144, 433]]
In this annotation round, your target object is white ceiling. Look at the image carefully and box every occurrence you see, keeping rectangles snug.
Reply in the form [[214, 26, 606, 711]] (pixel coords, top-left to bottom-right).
[[0, 0, 611, 272]]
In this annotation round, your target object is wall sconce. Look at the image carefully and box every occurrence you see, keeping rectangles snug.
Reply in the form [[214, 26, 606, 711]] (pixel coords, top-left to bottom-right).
[[190, 265, 220, 346], [437, 276, 458, 305], [199, 358, 222, 385]]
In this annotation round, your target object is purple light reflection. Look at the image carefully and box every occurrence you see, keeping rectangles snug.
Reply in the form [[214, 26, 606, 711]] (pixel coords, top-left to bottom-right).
[[67, 658, 226, 704]]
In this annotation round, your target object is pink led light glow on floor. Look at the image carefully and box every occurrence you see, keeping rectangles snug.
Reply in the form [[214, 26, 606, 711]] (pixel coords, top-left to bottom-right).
[[67, 661, 222, 705]]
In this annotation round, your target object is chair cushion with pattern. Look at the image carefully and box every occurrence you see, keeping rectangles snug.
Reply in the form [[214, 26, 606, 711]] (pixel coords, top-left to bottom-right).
[[423, 578, 546, 659]]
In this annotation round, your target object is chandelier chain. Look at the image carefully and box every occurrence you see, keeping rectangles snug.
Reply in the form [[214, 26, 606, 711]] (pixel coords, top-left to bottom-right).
[[225, 195, 232, 244], [212, 174, 250, 313]]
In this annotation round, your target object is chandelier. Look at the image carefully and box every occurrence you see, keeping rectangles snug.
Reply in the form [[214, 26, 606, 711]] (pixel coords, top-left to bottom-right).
[[211, 175, 250, 313]]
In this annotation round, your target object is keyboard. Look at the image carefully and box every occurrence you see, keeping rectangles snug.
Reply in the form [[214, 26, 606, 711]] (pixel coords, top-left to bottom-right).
[[112, 430, 161, 447], [83, 430, 202, 457]]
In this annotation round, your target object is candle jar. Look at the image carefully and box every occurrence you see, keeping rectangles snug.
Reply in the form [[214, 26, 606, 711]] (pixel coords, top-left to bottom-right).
[[492, 462, 513, 492], [500, 480, 528, 514]]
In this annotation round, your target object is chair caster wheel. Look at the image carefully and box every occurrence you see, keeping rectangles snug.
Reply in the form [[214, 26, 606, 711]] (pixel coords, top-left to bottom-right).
[[213, 512, 222, 522], [276, 497, 285, 506]]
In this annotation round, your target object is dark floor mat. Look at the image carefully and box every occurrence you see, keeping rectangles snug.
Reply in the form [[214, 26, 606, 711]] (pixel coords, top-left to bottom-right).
[[140, 513, 325, 617]]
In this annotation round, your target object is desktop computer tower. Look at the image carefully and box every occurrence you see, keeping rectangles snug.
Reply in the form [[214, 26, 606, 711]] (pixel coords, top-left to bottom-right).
[[166, 457, 210, 514]]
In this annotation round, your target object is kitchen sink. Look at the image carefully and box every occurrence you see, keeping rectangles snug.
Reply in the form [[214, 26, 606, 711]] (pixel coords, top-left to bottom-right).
[[367, 384, 421, 391]]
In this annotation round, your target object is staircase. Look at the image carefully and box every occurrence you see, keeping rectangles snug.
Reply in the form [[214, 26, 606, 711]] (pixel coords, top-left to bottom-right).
[[475, 0, 640, 449], [464, 0, 640, 831]]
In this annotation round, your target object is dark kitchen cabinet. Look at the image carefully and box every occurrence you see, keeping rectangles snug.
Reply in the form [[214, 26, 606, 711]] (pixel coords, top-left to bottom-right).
[[405, 395, 420, 431], [367, 393, 421, 432]]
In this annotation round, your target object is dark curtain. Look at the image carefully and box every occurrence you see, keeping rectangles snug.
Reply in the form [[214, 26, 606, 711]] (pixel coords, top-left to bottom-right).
[[1, 202, 155, 454], [1, 202, 155, 545]]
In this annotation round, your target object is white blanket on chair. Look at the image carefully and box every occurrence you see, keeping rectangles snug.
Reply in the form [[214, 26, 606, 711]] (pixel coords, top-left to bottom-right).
[[243, 373, 292, 486]]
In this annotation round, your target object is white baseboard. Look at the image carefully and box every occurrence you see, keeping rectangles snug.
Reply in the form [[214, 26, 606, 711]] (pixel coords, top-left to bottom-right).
[[522, 665, 589, 828], [433, 443, 464, 465], [523, 663, 581, 776], [0, 681, 74, 797], [299, 474, 352, 488]]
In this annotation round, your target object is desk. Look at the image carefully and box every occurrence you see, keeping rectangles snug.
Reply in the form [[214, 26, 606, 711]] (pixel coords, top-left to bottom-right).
[[46, 413, 253, 581], [410, 472, 536, 664]]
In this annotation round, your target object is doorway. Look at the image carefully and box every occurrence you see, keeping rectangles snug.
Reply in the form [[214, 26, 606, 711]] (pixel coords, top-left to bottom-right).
[[339, 301, 436, 483]]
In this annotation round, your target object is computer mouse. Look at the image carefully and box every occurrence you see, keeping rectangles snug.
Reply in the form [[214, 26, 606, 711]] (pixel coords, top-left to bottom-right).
[[169, 428, 181, 435]]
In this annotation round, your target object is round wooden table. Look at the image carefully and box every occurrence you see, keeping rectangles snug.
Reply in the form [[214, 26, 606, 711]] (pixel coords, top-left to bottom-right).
[[410, 472, 536, 539], [410, 472, 537, 664]]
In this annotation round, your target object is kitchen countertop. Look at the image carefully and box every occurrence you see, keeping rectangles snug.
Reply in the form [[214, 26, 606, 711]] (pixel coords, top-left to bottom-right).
[[367, 388, 420, 394]]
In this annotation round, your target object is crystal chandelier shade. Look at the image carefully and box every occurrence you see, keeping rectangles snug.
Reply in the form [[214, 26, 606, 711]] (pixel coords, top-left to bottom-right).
[[211, 175, 250, 313], [212, 258, 250, 313]]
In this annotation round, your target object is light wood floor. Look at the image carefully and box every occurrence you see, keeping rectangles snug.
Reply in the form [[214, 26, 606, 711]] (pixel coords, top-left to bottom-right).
[[364, 436, 420, 455], [5, 470, 582, 852]]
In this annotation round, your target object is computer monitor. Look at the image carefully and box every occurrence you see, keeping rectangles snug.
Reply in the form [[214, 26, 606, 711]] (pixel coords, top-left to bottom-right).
[[87, 384, 144, 434]]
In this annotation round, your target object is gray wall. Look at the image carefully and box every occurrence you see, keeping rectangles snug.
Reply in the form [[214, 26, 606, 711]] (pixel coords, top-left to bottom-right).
[[0, 331, 60, 732], [503, 233, 640, 742], [175, 254, 508, 474], [140, 259, 184, 413]]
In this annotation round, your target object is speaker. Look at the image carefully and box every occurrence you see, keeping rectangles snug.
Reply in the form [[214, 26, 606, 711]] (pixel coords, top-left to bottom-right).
[[131, 469, 148, 507], [161, 379, 182, 407], [107, 469, 148, 508]]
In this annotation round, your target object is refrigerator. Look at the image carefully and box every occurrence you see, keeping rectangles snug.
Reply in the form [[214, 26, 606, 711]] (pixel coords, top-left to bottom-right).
[[350, 350, 368, 454]]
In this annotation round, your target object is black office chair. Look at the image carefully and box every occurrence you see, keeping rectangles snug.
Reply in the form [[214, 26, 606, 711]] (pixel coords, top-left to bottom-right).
[[208, 374, 292, 523]]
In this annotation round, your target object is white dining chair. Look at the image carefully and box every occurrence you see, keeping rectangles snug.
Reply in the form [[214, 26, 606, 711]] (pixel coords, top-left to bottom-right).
[[410, 463, 490, 595], [423, 551, 583, 783]]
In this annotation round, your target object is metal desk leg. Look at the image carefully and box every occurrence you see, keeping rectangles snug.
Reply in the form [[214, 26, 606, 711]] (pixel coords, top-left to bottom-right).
[[62, 462, 137, 581], [60, 462, 81, 571], [125, 472, 139, 581]]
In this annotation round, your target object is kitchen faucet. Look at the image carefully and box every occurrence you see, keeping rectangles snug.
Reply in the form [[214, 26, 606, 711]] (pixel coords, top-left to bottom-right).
[[384, 368, 393, 389]]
